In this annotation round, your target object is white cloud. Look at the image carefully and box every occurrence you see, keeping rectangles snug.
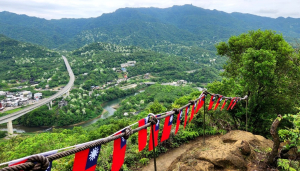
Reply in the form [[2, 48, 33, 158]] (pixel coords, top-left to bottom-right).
[[0, 0, 299, 19]]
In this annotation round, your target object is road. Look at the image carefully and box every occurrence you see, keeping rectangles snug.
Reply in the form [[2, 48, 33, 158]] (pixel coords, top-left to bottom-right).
[[0, 56, 75, 124], [119, 84, 137, 90]]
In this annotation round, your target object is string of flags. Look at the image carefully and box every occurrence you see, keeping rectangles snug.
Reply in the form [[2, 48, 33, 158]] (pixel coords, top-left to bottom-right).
[[2, 91, 248, 171]]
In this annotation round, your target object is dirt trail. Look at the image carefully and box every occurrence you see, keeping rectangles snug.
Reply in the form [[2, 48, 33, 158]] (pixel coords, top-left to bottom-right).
[[142, 135, 217, 171]]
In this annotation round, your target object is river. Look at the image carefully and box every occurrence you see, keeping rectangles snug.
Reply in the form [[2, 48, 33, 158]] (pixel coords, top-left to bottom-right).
[[0, 96, 126, 133]]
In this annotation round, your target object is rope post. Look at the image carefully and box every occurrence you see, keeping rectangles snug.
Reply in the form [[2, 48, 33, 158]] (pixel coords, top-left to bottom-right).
[[246, 99, 248, 132], [151, 124, 157, 171], [203, 95, 206, 145], [148, 114, 157, 171]]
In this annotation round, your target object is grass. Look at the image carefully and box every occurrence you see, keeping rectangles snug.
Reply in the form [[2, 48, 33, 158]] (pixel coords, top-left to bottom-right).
[[0, 106, 27, 117]]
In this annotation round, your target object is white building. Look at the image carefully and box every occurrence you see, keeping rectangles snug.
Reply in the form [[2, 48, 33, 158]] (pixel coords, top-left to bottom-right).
[[34, 93, 42, 100], [21, 91, 32, 99], [0, 91, 6, 96], [177, 80, 187, 85], [121, 61, 136, 68]]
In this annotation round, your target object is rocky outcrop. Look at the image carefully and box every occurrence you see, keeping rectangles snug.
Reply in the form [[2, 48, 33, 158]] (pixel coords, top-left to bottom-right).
[[168, 130, 273, 171]]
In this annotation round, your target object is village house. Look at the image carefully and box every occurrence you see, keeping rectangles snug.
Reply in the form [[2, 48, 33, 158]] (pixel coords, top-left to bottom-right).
[[58, 100, 68, 108], [20, 91, 32, 99], [177, 80, 187, 85], [19, 98, 29, 106], [144, 73, 150, 79], [120, 61, 136, 68], [0, 91, 6, 96], [34, 93, 42, 100]]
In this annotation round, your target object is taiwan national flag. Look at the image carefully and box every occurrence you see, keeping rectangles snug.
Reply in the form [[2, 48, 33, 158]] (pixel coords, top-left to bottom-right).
[[175, 109, 183, 135], [195, 94, 206, 113], [138, 116, 149, 151], [111, 130, 127, 171], [208, 94, 216, 110], [214, 95, 223, 110], [73, 146, 101, 171], [9, 150, 57, 171], [148, 115, 161, 151], [183, 106, 190, 129], [161, 114, 174, 142], [231, 98, 239, 110], [189, 100, 197, 123], [220, 99, 228, 111], [227, 98, 235, 110]]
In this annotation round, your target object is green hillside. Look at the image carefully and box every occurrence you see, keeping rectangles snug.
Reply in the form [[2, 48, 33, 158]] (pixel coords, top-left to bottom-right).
[[0, 34, 66, 88], [1, 5, 300, 52], [70, 42, 222, 89]]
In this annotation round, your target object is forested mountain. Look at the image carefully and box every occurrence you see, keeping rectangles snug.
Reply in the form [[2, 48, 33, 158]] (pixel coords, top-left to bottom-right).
[[70, 42, 222, 89], [0, 34, 67, 87], [0, 5, 300, 52]]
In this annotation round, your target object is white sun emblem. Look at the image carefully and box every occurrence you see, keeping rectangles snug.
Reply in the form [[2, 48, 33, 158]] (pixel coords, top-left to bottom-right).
[[170, 115, 173, 122], [89, 147, 99, 161]]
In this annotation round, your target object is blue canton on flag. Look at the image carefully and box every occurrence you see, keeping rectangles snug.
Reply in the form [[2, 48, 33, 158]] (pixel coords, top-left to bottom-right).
[[121, 137, 126, 148], [186, 106, 190, 117], [85, 145, 101, 170], [121, 129, 127, 148], [168, 115, 173, 126], [155, 115, 161, 131], [179, 109, 183, 120], [46, 162, 53, 171], [194, 101, 197, 110]]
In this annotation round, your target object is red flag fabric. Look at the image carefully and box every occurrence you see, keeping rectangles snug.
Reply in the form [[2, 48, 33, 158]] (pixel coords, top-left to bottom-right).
[[9, 159, 27, 167], [220, 99, 228, 111], [9, 150, 57, 171], [183, 106, 190, 129], [138, 116, 149, 151], [111, 130, 127, 171], [195, 94, 206, 113], [214, 95, 223, 110], [208, 94, 216, 110], [231, 98, 239, 109], [175, 109, 183, 135], [161, 114, 174, 142], [148, 115, 161, 151], [189, 100, 197, 123], [227, 98, 235, 110], [73, 146, 101, 171]]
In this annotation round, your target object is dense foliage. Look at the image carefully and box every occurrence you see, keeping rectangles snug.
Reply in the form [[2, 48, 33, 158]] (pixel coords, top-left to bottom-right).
[[0, 34, 69, 93], [210, 30, 300, 135], [277, 113, 300, 170], [70, 42, 221, 89]]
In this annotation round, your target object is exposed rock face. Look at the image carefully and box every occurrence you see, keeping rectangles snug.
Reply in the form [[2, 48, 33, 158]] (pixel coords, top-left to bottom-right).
[[168, 130, 273, 171], [239, 140, 251, 156]]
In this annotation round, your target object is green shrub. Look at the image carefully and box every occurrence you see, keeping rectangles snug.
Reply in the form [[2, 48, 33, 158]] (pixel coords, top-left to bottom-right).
[[139, 158, 149, 165], [0, 131, 6, 138]]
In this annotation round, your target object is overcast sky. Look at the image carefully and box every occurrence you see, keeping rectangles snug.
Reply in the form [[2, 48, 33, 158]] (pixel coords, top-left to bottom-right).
[[0, 0, 299, 20]]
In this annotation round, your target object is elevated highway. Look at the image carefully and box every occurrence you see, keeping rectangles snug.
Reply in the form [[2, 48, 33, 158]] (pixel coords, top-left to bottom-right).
[[0, 56, 74, 135]]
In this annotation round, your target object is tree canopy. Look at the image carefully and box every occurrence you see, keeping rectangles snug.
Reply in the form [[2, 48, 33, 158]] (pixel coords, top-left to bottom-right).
[[214, 30, 300, 134]]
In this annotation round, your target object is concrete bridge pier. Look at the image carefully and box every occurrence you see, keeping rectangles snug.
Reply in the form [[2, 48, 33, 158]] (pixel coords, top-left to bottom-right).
[[7, 120, 13, 136], [63, 90, 70, 99], [47, 101, 53, 110]]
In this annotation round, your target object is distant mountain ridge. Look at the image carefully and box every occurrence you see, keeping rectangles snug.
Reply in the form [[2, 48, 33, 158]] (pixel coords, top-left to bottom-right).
[[0, 5, 299, 50]]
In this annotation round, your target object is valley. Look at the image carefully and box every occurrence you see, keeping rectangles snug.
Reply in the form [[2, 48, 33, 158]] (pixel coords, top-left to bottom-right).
[[0, 4, 300, 171]]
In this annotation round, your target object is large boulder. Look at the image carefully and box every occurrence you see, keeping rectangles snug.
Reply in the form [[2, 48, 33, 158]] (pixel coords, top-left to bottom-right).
[[221, 130, 273, 150], [168, 130, 273, 171]]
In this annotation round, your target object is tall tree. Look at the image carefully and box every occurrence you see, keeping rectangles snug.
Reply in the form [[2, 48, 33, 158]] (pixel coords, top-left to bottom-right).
[[215, 30, 300, 134]]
